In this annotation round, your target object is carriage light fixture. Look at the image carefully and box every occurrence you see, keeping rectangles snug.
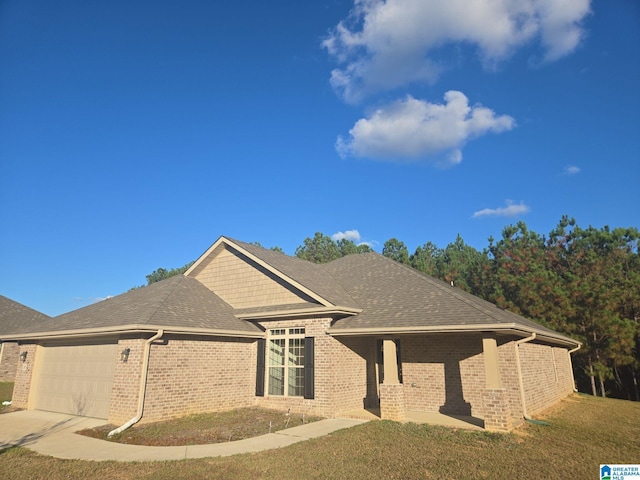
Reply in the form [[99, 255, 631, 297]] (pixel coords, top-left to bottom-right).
[[19, 351, 27, 363], [120, 348, 130, 363]]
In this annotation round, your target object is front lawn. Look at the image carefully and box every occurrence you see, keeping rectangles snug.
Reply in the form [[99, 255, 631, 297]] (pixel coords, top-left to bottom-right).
[[1, 394, 639, 479]]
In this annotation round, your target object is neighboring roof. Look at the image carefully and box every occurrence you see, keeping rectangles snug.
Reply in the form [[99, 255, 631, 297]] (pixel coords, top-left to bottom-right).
[[2, 276, 262, 340], [0, 295, 50, 336], [322, 252, 578, 346]]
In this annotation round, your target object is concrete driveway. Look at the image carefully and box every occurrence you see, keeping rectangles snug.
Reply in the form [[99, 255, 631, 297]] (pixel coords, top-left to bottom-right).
[[0, 410, 367, 461]]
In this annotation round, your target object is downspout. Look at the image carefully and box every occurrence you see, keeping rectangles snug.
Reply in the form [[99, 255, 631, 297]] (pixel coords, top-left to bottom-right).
[[568, 344, 581, 392], [514, 332, 536, 421], [108, 329, 164, 437]]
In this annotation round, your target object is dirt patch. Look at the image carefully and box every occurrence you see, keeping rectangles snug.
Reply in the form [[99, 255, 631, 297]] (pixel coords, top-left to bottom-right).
[[77, 407, 322, 446]]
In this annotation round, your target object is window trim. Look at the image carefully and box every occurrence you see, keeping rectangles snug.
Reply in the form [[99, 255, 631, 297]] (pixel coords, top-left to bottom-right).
[[266, 327, 306, 398]]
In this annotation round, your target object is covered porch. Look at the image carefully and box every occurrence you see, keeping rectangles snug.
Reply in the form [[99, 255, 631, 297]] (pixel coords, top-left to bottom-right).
[[335, 334, 514, 432]]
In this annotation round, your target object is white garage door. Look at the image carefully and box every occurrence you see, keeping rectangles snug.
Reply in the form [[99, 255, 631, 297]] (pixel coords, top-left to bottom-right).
[[32, 340, 117, 419]]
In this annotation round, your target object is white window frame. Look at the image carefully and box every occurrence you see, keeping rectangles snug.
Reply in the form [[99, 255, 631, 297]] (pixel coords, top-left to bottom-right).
[[266, 327, 305, 397]]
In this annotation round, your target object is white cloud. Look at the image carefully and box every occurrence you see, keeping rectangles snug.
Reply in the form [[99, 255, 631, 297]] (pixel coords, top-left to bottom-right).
[[93, 295, 113, 303], [563, 165, 581, 175], [332, 229, 362, 242], [472, 200, 530, 218], [324, 0, 591, 102], [337, 91, 515, 164]]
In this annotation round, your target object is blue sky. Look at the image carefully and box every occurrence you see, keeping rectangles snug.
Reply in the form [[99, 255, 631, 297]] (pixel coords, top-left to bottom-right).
[[1, 0, 638, 316]]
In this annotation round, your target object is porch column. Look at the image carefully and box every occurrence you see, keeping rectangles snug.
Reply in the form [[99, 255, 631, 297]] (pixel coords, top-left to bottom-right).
[[379, 339, 404, 422], [482, 337, 512, 432], [383, 339, 399, 384], [483, 337, 501, 389]]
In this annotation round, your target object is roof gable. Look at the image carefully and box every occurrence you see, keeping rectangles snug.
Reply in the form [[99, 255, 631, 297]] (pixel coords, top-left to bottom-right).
[[186, 237, 361, 313]]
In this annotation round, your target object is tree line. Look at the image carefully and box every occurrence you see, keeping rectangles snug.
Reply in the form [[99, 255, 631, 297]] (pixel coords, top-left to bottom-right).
[[144, 217, 640, 401]]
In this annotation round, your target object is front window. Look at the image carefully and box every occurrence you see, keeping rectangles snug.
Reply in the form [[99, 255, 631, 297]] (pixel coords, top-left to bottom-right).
[[268, 328, 305, 396]]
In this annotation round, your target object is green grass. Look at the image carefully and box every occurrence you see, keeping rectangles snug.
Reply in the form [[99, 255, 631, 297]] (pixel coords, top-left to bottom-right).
[[0, 382, 14, 412], [1, 394, 639, 479], [78, 407, 322, 446]]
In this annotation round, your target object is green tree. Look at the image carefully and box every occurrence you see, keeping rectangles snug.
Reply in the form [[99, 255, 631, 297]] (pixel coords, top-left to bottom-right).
[[561, 223, 640, 397], [382, 238, 409, 265], [485, 217, 640, 399], [146, 261, 194, 285], [437, 235, 488, 294], [295, 232, 342, 264], [337, 239, 372, 256], [410, 241, 441, 276]]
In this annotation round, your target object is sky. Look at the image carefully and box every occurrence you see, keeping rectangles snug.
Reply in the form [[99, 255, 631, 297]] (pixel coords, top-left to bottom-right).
[[1, 0, 638, 316]]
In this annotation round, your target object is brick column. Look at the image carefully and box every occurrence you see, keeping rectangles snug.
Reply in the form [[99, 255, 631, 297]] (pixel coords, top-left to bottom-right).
[[482, 337, 512, 431], [379, 339, 404, 421], [482, 388, 512, 432], [379, 383, 405, 422]]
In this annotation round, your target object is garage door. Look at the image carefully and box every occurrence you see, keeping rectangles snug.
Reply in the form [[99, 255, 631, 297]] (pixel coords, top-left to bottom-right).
[[31, 340, 117, 419]]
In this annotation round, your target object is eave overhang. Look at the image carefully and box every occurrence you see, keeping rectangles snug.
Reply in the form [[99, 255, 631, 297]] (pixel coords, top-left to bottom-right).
[[235, 305, 362, 321], [328, 323, 580, 348], [0, 324, 265, 342]]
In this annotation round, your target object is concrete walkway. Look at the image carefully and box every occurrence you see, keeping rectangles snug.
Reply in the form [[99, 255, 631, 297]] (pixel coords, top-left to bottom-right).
[[0, 410, 367, 462]]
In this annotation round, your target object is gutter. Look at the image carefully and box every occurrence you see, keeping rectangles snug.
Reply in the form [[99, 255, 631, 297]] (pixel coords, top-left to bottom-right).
[[568, 343, 582, 392], [1, 325, 263, 342], [514, 332, 536, 421], [108, 329, 164, 437], [328, 323, 577, 348]]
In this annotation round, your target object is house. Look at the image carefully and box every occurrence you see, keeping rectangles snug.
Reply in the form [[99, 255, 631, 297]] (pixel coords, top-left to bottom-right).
[[2, 236, 580, 432], [0, 295, 50, 382]]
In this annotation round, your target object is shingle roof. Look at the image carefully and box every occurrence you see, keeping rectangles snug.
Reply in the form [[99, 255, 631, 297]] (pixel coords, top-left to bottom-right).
[[0, 295, 50, 335], [321, 252, 576, 343], [7, 276, 262, 337], [3, 238, 577, 346], [226, 237, 361, 310]]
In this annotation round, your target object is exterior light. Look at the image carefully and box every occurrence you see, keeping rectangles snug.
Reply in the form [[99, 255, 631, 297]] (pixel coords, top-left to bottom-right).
[[19, 351, 27, 362], [120, 348, 130, 363]]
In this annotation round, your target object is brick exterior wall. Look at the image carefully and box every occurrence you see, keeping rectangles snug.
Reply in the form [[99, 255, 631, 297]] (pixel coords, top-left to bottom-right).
[[108, 337, 148, 425], [497, 340, 525, 428], [136, 334, 256, 424], [371, 334, 575, 431], [401, 334, 484, 418], [250, 318, 372, 418], [10, 328, 576, 432], [330, 336, 370, 412], [11, 343, 37, 408], [519, 342, 575, 416], [0, 341, 19, 381]]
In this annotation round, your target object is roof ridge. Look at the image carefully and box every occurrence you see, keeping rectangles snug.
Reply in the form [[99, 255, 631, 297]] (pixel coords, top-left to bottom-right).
[[146, 275, 186, 324]]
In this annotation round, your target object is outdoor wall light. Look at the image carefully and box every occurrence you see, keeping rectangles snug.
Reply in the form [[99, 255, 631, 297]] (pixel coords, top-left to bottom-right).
[[120, 348, 130, 363], [19, 351, 27, 363]]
